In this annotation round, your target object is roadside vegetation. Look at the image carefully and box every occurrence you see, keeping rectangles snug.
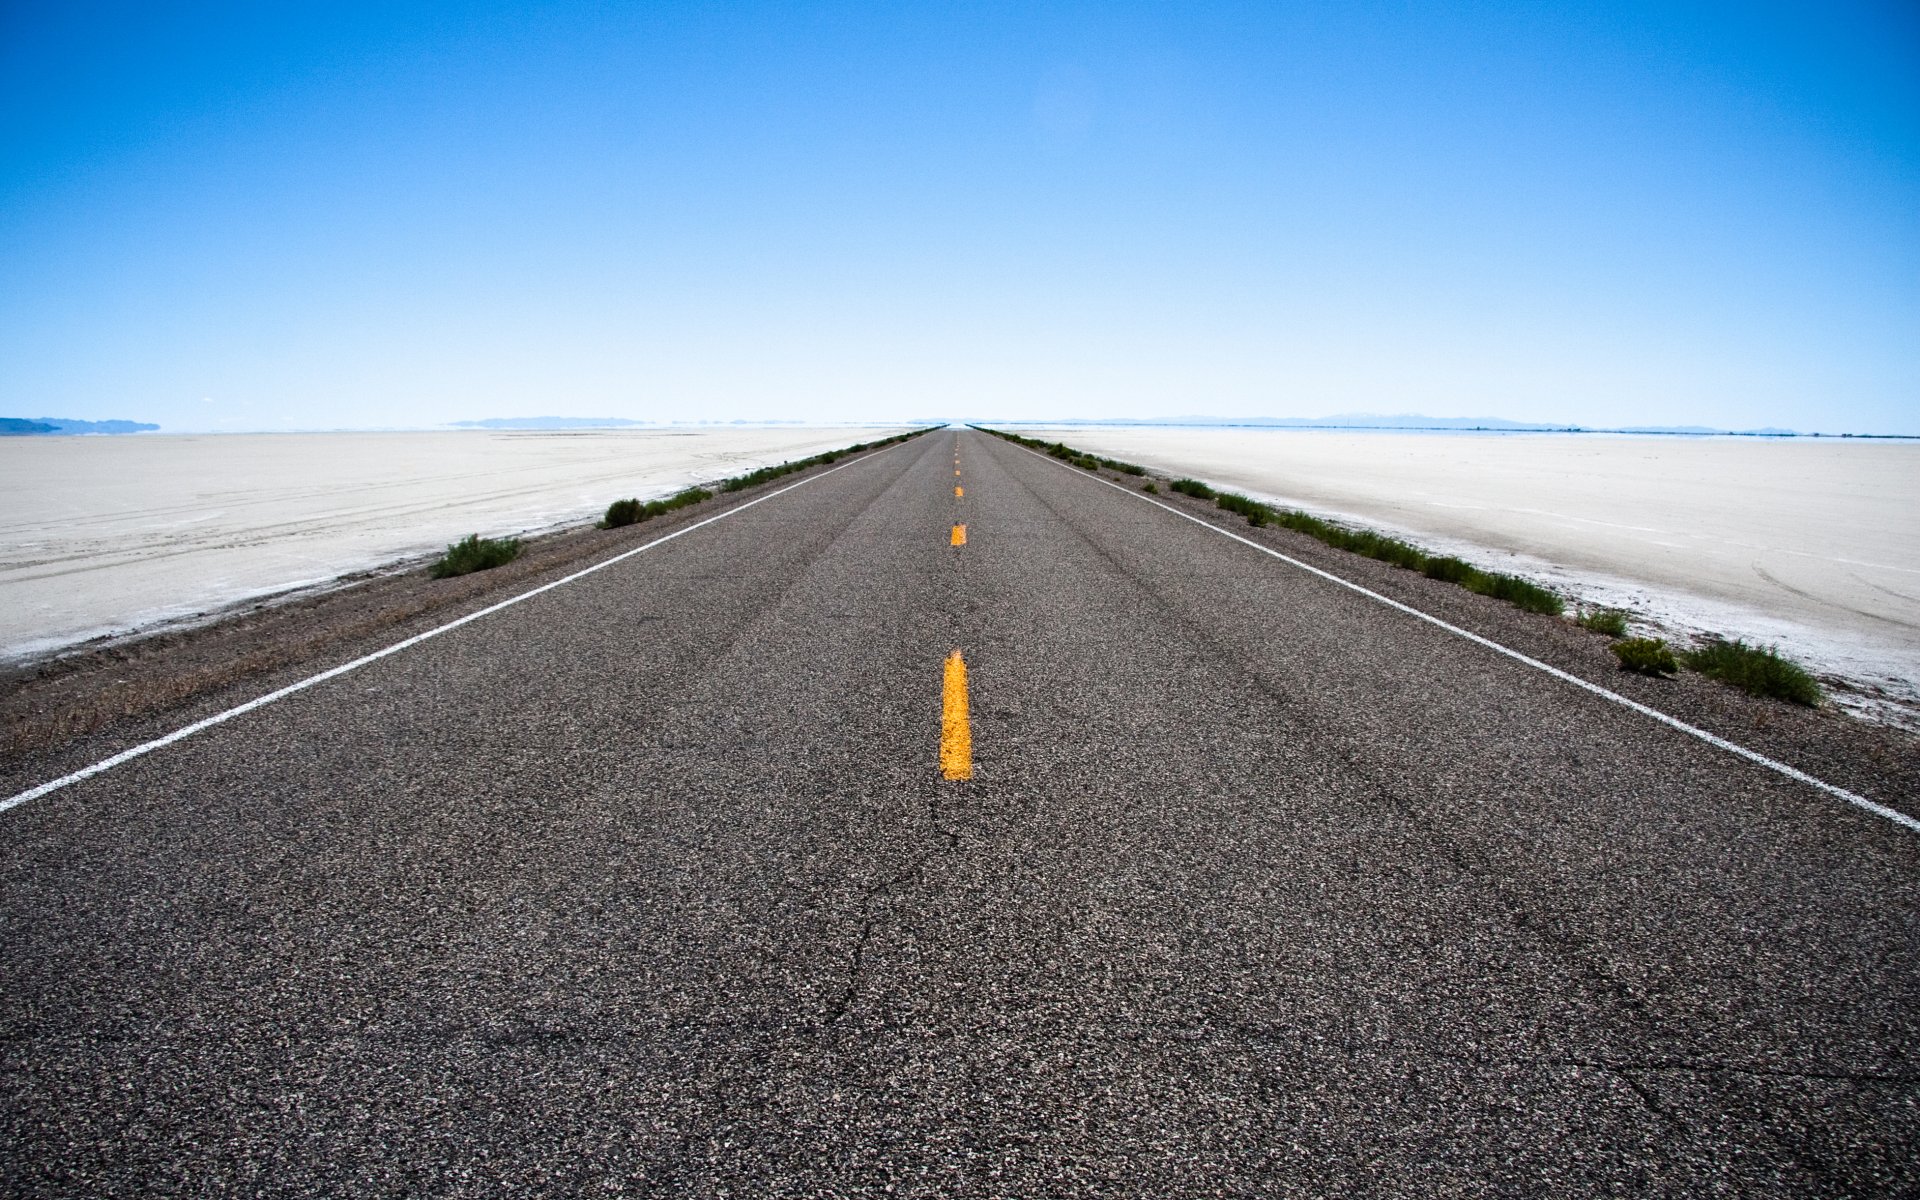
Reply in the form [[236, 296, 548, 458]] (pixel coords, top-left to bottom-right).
[[1611, 637, 1679, 676], [1187, 479, 1564, 614], [601, 487, 712, 529], [1577, 607, 1630, 636], [1683, 638, 1822, 706], [722, 429, 931, 492], [598, 428, 935, 531], [989, 431, 1566, 616], [430, 534, 523, 578], [974, 427, 1147, 475], [972, 426, 1833, 708]]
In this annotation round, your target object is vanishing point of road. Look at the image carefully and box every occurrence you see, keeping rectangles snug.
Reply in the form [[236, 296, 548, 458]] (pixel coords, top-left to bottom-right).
[[4, 428, 1916, 1196]]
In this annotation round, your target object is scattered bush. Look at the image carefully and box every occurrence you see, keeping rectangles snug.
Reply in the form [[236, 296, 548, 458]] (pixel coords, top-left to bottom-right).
[[1578, 608, 1630, 637], [1142, 482, 1158, 494], [431, 534, 522, 578], [1684, 639, 1821, 706], [969, 427, 1147, 474], [971, 426, 1566, 618], [598, 431, 937, 530], [1612, 637, 1678, 676], [602, 498, 643, 528], [715, 429, 929, 493]]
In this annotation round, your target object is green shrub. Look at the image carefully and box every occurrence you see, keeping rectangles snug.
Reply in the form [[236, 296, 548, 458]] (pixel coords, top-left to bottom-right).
[[1171, 478, 1216, 499], [1142, 482, 1158, 494], [602, 498, 643, 528], [602, 484, 713, 528], [1612, 637, 1678, 676], [431, 533, 522, 578], [1578, 608, 1630, 637], [1684, 639, 1821, 706]]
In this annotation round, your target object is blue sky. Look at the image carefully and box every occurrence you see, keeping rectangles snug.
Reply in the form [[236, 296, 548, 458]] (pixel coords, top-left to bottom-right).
[[2, 1, 1915, 432]]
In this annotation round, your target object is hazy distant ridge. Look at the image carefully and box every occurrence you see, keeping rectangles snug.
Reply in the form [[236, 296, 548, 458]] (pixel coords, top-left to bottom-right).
[[1025, 414, 1813, 436], [451, 417, 653, 430], [451, 417, 813, 430], [0, 417, 159, 436]]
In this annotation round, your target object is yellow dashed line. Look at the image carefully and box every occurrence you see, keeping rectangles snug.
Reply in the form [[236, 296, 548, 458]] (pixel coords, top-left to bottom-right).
[[950, 524, 967, 546], [955, 486, 963, 497], [941, 650, 972, 780]]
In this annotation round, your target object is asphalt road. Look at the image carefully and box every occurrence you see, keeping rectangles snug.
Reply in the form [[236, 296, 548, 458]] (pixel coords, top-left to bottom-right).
[[4, 428, 1916, 1197]]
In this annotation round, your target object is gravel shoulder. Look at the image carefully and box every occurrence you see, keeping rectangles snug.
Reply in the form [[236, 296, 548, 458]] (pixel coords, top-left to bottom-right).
[[0, 437, 918, 795], [992, 437, 1920, 823], [3, 427, 1914, 1196]]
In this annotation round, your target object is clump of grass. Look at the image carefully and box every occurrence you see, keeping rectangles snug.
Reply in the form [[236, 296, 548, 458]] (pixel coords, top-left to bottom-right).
[[1464, 571, 1565, 616], [1578, 608, 1630, 637], [1683, 638, 1822, 706], [1170, 478, 1216, 499], [1142, 482, 1158, 494], [1215, 491, 1270, 526], [1422, 556, 1477, 584], [430, 534, 522, 579], [1612, 637, 1678, 676]]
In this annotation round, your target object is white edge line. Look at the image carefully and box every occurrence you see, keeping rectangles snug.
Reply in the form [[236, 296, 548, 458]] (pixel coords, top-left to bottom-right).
[[997, 435, 1920, 836], [2, 441, 914, 815]]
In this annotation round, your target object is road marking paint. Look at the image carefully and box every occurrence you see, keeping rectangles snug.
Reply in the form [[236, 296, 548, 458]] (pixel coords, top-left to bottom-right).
[[2, 444, 911, 816], [955, 469, 961, 476], [951, 524, 967, 546], [1005, 439, 1920, 836], [955, 486, 963, 497], [941, 650, 973, 780]]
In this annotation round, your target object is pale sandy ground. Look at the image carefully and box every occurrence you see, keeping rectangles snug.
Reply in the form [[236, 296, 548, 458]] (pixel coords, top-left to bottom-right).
[[1029, 427, 1920, 722], [0, 427, 907, 661]]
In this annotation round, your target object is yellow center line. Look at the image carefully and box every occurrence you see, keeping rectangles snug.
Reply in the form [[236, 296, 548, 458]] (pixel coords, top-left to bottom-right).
[[941, 650, 972, 780], [955, 485, 963, 497], [950, 524, 966, 546]]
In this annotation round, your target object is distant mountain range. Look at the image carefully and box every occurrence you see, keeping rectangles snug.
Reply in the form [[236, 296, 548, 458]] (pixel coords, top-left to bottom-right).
[[451, 416, 653, 430], [0, 417, 159, 436], [450, 417, 812, 429], [1015, 414, 1816, 436]]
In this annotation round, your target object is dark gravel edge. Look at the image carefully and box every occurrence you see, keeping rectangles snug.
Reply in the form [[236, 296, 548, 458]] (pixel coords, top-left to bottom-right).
[[1009, 442, 1920, 825], [0, 435, 927, 792]]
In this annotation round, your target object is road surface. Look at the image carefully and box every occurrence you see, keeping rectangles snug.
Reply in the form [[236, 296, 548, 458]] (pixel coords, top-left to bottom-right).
[[3, 428, 1916, 1196]]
